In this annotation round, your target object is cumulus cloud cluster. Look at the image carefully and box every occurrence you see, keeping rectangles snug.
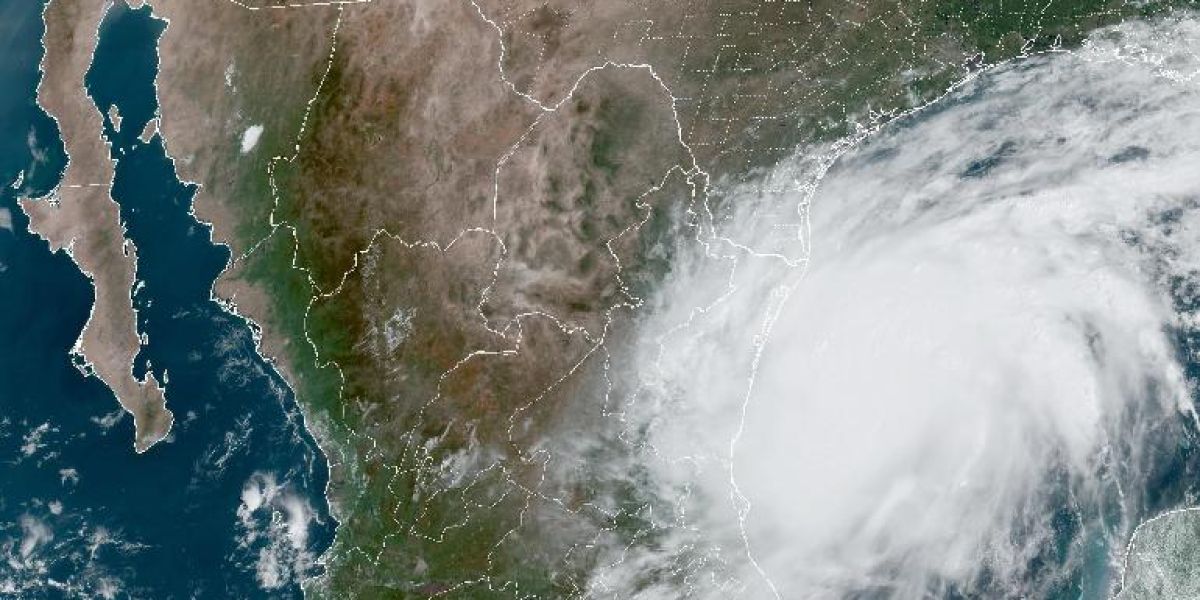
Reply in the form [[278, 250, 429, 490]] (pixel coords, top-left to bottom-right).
[[233, 472, 318, 591], [599, 15, 1200, 599]]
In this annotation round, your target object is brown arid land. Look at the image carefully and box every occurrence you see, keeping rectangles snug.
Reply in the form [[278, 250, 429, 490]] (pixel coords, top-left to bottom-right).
[[135, 0, 1165, 594], [147, 1, 707, 591], [151, 0, 341, 386], [20, 0, 171, 454], [142, 0, 831, 592]]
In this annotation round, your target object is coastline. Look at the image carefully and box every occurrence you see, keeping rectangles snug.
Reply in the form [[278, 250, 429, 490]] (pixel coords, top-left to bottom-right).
[[148, 2, 353, 590], [151, 0, 340, 394], [0, 1, 339, 594], [20, 0, 171, 453]]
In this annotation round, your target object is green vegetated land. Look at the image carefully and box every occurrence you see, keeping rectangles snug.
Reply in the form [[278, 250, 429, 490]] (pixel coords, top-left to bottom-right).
[[221, 1, 1196, 597]]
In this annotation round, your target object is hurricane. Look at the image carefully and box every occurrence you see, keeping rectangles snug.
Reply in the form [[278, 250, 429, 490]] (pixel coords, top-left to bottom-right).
[[592, 14, 1200, 599]]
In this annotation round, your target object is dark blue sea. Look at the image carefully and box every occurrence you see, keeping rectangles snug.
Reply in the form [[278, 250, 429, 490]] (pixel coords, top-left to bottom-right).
[[0, 1, 334, 597]]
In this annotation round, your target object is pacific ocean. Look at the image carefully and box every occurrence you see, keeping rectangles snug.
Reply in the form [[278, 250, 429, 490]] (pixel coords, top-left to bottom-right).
[[0, 1, 335, 596]]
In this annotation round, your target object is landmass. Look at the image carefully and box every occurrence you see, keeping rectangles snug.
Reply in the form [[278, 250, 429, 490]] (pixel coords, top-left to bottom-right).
[[1119, 508, 1200, 598], [20, 0, 171, 453], [151, 0, 340, 390], [39, 0, 1200, 594]]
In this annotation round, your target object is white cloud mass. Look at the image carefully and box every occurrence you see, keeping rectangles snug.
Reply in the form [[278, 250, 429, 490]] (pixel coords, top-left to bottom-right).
[[592, 15, 1200, 599], [233, 472, 318, 590], [239, 124, 263, 155]]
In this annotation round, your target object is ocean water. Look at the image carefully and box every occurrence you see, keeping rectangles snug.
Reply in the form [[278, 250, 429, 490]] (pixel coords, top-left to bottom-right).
[[0, 1, 334, 597]]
